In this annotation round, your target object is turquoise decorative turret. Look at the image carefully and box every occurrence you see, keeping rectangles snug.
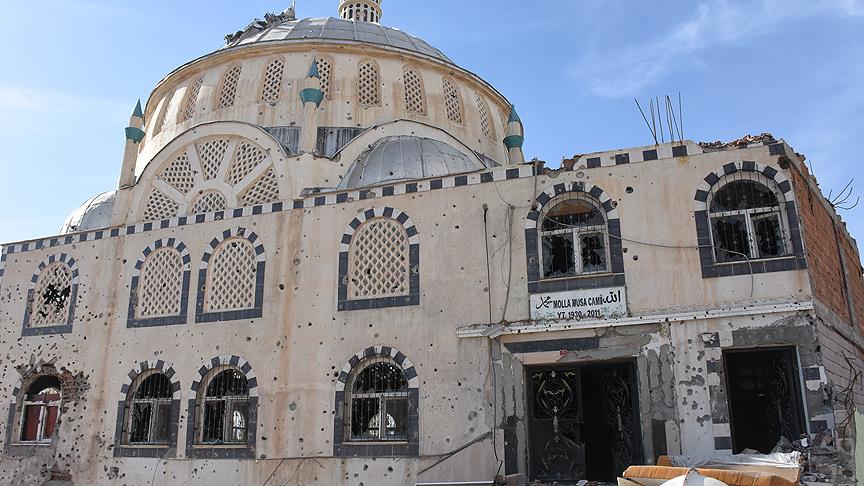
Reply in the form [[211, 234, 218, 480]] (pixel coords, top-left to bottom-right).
[[125, 100, 145, 143], [299, 59, 324, 107], [119, 100, 145, 188], [299, 59, 324, 153], [504, 105, 525, 164]]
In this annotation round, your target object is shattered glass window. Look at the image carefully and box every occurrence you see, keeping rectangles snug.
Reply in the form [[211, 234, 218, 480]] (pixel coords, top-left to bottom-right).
[[201, 369, 249, 445], [349, 361, 409, 442], [540, 197, 609, 278], [127, 373, 172, 445], [709, 176, 787, 262]]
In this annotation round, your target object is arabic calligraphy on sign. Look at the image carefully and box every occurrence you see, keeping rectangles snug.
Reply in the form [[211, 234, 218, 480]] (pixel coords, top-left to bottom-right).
[[529, 287, 628, 321]]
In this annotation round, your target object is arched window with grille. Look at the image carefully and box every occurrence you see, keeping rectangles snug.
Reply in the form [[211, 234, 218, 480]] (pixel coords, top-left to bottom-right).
[[196, 228, 266, 323], [260, 58, 285, 103], [16, 376, 61, 444], [317, 57, 333, 100], [128, 239, 191, 328], [22, 254, 79, 336], [338, 208, 420, 311], [180, 77, 204, 122], [125, 372, 173, 445], [402, 66, 426, 115], [358, 60, 380, 106], [334, 347, 419, 457], [539, 194, 610, 278], [216, 64, 242, 109], [475, 94, 495, 140], [442, 78, 463, 124]]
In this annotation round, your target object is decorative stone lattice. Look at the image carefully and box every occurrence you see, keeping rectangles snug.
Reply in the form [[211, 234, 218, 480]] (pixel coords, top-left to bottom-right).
[[182, 77, 204, 121], [205, 239, 257, 312], [317, 58, 332, 99], [443, 78, 462, 124], [226, 141, 268, 185], [476, 95, 495, 140], [403, 67, 426, 115], [348, 218, 409, 298], [30, 263, 72, 326], [239, 168, 279, 206], [217, 65, 242, 109], [261, 58, 285, 103], [158, 151, 196, 194], [137, 248, 184, 318], [143, 189, 180, 222], [358, 61, 380, 106], [197, 139, 231, 181], [191, 192, 227, 214], [154, 94, 173, 135]]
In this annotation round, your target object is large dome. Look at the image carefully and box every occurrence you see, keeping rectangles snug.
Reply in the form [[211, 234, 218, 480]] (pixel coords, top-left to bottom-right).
[[339, 136, 490, 189], [225, 17, 453, 64]]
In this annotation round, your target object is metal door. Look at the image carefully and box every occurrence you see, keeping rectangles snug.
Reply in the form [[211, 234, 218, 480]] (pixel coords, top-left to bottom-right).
[[527, 367, 585, 482]]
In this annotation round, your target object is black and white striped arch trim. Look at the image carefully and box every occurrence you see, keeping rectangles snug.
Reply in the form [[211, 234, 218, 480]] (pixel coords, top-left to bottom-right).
[[113, 360, 183, 458], [119, 360, 181, 400], [127, 238, 192, 329], [693, 160, 792, 212], [338, 207, 421, 311], [196, 227, 266, 323], [22, 253, 80, 336], [525, 181, 620, 230], [336, 346, 420, 392], [190, 355, 258, 399]]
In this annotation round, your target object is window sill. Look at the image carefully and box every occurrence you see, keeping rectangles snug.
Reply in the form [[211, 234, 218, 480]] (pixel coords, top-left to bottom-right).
[[345, 440, 408, 446], [192, 443, 248, 449], [712, 255, 794, 266], [123, 444, 170, 448], [11, 441, 52, 447]]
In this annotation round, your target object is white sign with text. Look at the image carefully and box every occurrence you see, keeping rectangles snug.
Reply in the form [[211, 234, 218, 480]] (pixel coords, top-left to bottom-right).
[[530, 287, 627, 321]]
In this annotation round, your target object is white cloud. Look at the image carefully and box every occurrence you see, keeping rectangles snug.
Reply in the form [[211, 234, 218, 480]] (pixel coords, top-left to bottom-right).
[[573, 0, 863, 97]]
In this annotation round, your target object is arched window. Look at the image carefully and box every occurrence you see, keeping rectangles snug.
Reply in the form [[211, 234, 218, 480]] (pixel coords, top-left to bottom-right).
[[217, 64, 242, 109], [198, 369, 249, 445], [347, 359, 409, 442], [152, 92, 174, 136], [358, 61, 380, 106], [137, 247, 184, 319], [29, 262, 73, 327], [181, 77, 204, 122], [125, 372, 173, 445], [442, 78, 463, 124], [708, 174, 788, 262], [540, 195, 610, 278], [476, 94, 495, 140], [18, 376, 61, 443], [205, 238, 258, 312], [402, 66, 426, 115], [349, 218, 410, 299], [260, 58, 285, 103], [317, 57, 333, 100]]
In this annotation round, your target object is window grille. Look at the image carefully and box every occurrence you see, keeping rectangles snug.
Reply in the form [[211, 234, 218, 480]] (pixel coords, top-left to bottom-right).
[[181, 77, 204, 122], [191, 191, 227, 214], [317, 57, 332, 100], [196, 139, 231, 181], [264, 127, 301, 155], [316, 127, 364, 157], [443, 78, 463, 124], [143, 189, 180, 223], [137, 247, 184, 318], [260, 58, 285, 103], [239, 168, 280, 206], [205, 239, 257, 312], [347, 360, 409, 442], [126, 373, 172, 445], [200, 369, 249, 445], [29, 263, 73, 327], [708, 173, 788, 263], [348, 218, 409, 299], [19, 376, 61, 443], [540, 195, 610, 278], [158, 151, 196, 194], [226, 141, 268, 185], [476, 95, 495, 140], [153, 94, 173, 135], [217, 65, 242, 109], [402, 67, 426, 115], [358, 61, 380, 106]]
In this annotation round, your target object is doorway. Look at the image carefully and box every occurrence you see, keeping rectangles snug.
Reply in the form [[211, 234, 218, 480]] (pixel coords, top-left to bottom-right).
[[527, 360, 642, 483], [724, 347, 807, 454]]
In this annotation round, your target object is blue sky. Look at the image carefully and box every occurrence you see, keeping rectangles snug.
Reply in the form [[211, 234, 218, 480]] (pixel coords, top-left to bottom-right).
[[0, 0, 861, 246]]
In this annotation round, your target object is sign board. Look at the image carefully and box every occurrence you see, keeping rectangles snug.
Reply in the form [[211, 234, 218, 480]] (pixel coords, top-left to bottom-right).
[[530, 287, 627, 321]]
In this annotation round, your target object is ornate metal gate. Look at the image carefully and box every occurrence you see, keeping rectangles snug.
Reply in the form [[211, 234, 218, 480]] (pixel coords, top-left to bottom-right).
[[598, 364, 640, 479], [528, 367, 585, 482]]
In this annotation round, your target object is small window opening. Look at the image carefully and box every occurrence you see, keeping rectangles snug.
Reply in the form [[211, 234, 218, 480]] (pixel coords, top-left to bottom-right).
[[709, 175, 787, 263], [127, 373, 173, 445], [348, 361, 409, 442], [201, 369, 249, 445], [540, 197, 609, 278], [19, 376, 61, 443]]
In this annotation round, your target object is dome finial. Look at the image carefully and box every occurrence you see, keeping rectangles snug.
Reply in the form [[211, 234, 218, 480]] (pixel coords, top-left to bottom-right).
[[338, 0, 382, 23]]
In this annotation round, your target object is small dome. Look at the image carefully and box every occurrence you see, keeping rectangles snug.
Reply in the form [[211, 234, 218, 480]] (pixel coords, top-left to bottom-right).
[[61, 191, 116, 234], [339, 136, 490, 189]]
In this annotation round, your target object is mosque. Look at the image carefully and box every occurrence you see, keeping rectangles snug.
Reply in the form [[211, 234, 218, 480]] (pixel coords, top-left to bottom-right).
[[0, 1, 862, 484]]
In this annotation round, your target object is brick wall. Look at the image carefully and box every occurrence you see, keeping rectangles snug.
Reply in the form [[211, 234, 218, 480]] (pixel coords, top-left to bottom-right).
[[789, 160, 864, 332]]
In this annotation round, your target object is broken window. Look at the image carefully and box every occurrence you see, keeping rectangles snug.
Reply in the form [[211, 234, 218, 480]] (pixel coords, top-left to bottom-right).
[[200, 369, 249, 445], [540, 196, 609, 278], [29, 262, 73, 327], [709, 175, 787, 262], [126, 372, 172, 445], [348, 360, 409, 442], [19, 376, 61, 443]]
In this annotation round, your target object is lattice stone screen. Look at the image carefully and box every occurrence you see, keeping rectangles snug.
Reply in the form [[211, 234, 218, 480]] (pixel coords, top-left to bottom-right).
[[154, 94, 174, 135], [403, 67, 426, 115], [240, 168, 280, 206], [217, 65, 242, 109], [29, 263, 73, 326], [443, 79, 462, 124], [159, 151, 196, 194], [261, 58, 285, 103], [476, 95, 495, 140], [192, 192, 227, 214], [143, 189, 180, 222], [358, 61, 380, 106], [348, 218, 410, 298], [137, 248, 184, 318], [205, 239, 257, 312], [317, 58, 332, 99], [197, 138, 231, 181], [226, 142, 268, 185], [182, 77, 204, 121]]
